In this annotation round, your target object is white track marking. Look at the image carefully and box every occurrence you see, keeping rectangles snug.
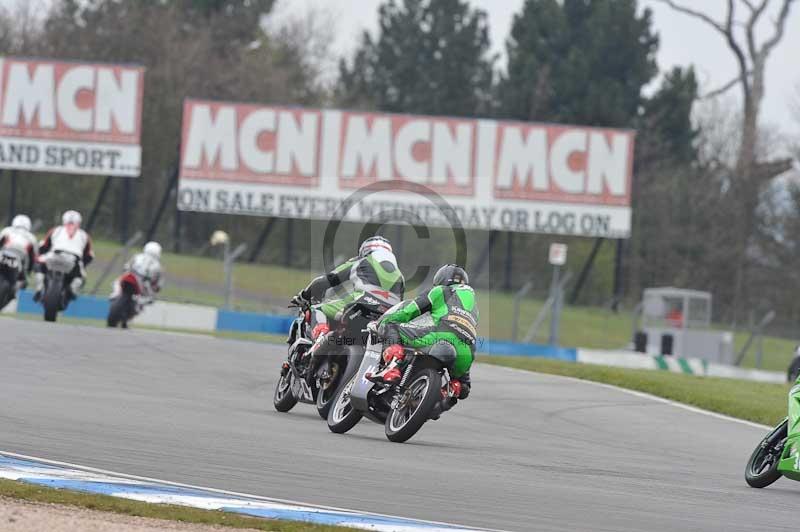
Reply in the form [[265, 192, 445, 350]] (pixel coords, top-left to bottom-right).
[[0, 450, 507, 532], [482, 363, 773, 430]]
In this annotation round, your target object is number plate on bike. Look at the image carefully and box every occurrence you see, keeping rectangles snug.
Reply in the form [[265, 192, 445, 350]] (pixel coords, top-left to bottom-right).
[[0, 254, 20, 269]]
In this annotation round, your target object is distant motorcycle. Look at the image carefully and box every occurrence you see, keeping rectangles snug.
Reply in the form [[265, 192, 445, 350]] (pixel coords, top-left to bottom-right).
[[107, 271, 153, 328], [40, 251, 79, 322], [0, 247, 25, 310], [273, 292, 393, 419], [327, 324, 462, 443]]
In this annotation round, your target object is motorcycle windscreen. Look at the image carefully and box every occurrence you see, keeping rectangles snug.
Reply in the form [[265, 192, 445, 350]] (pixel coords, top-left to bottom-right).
[[349, 344, 381, 412]]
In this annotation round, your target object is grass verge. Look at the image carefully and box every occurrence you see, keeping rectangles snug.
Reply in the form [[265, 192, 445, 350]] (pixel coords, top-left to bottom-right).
[[0, 478, 356, 531], [480, 356, 789, 427]]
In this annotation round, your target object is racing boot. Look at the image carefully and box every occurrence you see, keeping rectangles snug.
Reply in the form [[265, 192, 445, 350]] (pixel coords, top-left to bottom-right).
[[366, 344, 405, 384]]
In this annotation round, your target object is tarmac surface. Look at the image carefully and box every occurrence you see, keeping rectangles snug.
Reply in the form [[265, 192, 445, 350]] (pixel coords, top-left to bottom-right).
[[0, 318, 797, 531]]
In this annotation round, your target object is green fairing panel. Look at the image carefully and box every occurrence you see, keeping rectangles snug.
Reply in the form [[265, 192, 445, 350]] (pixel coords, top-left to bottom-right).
[[779, 380, 800, 478]]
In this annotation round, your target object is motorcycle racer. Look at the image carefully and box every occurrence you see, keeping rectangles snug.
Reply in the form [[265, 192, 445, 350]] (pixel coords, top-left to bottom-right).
[[372, 264, 476, 411], [292, 235, 405, 353], [124, 241, 164, 299], [0, 214, 38, 285], [35, 210, 94, 301]]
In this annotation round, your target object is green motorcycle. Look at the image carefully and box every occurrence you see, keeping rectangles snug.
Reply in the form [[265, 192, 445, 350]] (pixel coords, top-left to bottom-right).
[[745, 380, 800, 487]]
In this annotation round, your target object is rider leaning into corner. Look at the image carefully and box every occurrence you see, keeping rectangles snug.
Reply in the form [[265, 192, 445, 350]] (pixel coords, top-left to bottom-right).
[[0, 214, 38, 287], [34, 210, 94, 302], [372, 264, 477, 416], [125, 241, 164, 298], [293, 235, 406, 357]]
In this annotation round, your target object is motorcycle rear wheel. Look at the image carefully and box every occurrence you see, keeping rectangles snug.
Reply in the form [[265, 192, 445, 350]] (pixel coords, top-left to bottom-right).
[[316, 361, 341, 420], [384, 368, 441, 443], [107, 295, 132, 328], [273, 370, 298, 412], [327, 375, 362, 434], [745, 419, 787, 488], [43, 279, 61, 322]]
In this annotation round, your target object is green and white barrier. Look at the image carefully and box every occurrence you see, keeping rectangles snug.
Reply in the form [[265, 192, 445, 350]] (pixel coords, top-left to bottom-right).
[[576, 348, 785, 383]]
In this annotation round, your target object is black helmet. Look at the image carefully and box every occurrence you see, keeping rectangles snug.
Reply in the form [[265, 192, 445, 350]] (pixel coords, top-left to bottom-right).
[[433, 264, 469, 286]]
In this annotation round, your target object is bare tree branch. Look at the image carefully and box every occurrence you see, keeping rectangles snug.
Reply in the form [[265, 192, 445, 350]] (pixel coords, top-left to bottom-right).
[[702, 72, 752, 99], [651, 0, 727, 34], [760, 0, 796, 60], [723, 0, 752, 99], [745, 0, 769, 60]]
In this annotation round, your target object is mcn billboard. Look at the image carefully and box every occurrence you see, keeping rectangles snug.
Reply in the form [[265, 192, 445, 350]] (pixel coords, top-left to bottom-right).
[[0, 57, 144, 177], [178, 99, 634, 238]]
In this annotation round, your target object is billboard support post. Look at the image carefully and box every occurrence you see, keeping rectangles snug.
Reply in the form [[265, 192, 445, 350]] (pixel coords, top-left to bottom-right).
[[285, 218, 294, 267], [612, 239, 624, 311], [504, 232, 513, 290], [248, 218, 277, 263], [472, 231, 499, 282], [121, 178, 131, 243], [86, 177, 113, 232], [146, 165, 180, 242], [173, 208, 182, 254], [7, 170, 17, 224], [569, 238, 605, 305]]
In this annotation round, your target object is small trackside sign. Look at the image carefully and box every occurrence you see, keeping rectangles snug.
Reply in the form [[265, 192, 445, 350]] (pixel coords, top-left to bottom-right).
[[549, 243, 568, 266], [0, 57, 144, 177], [178, 100, 635, 238]]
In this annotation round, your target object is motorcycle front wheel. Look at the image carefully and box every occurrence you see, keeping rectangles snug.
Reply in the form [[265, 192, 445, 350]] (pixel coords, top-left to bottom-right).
[[745, 419, 787, 488], [273, 370, 298, 412], [0, 276, 11, 310], [43, 278, 61, 322], [384, 368, 441, 443]]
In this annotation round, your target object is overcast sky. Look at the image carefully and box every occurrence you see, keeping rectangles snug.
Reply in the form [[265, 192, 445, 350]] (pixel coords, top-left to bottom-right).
[[272, 0, 800, 136]]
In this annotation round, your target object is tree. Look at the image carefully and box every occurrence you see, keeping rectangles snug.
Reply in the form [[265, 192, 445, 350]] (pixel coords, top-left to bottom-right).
[[337, 0, 495, 117], [653, 0, 797, 320], [499, 0, 659, 128]]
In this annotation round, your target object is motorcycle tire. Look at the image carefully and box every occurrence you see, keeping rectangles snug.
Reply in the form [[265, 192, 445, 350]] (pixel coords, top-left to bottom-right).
[[315, 362, 342, 420], [745, 419, 787, 488], [273, 370, 299, 412], [384, 367, 441, 443], [107, 295, 131, 328], [327, 374, 363, 434], [0, 277, 10, 311], [43, 279, 61, 322]]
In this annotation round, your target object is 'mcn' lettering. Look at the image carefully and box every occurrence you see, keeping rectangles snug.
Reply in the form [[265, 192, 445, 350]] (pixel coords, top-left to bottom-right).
[[431, 123, 472, 186], [184, 105, 238, 171], [496, 127, 548, 190], [587, 132, 629, 196], [95, 68, 139, 134], [276, 111, 318, 176], [2, 63, 56, 129], [341, 116, 392, 179]]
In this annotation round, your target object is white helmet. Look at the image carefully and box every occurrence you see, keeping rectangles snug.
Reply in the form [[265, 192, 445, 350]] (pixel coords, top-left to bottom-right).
[[11, 214, 31, 232], [358, 236, 392, 258], [144, 241, 162, 259], [62, 210, 82, 226]]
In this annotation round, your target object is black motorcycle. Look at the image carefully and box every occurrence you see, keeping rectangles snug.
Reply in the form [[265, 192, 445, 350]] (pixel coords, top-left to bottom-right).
[[272, 292, 394, 419], [0, 247, 24, 310], [41, 251, 79, 322], [327, 327, 462, 443]]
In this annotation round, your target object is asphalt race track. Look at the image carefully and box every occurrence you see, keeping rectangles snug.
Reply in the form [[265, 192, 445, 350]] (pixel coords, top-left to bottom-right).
[[1, 318, 798, 531]]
